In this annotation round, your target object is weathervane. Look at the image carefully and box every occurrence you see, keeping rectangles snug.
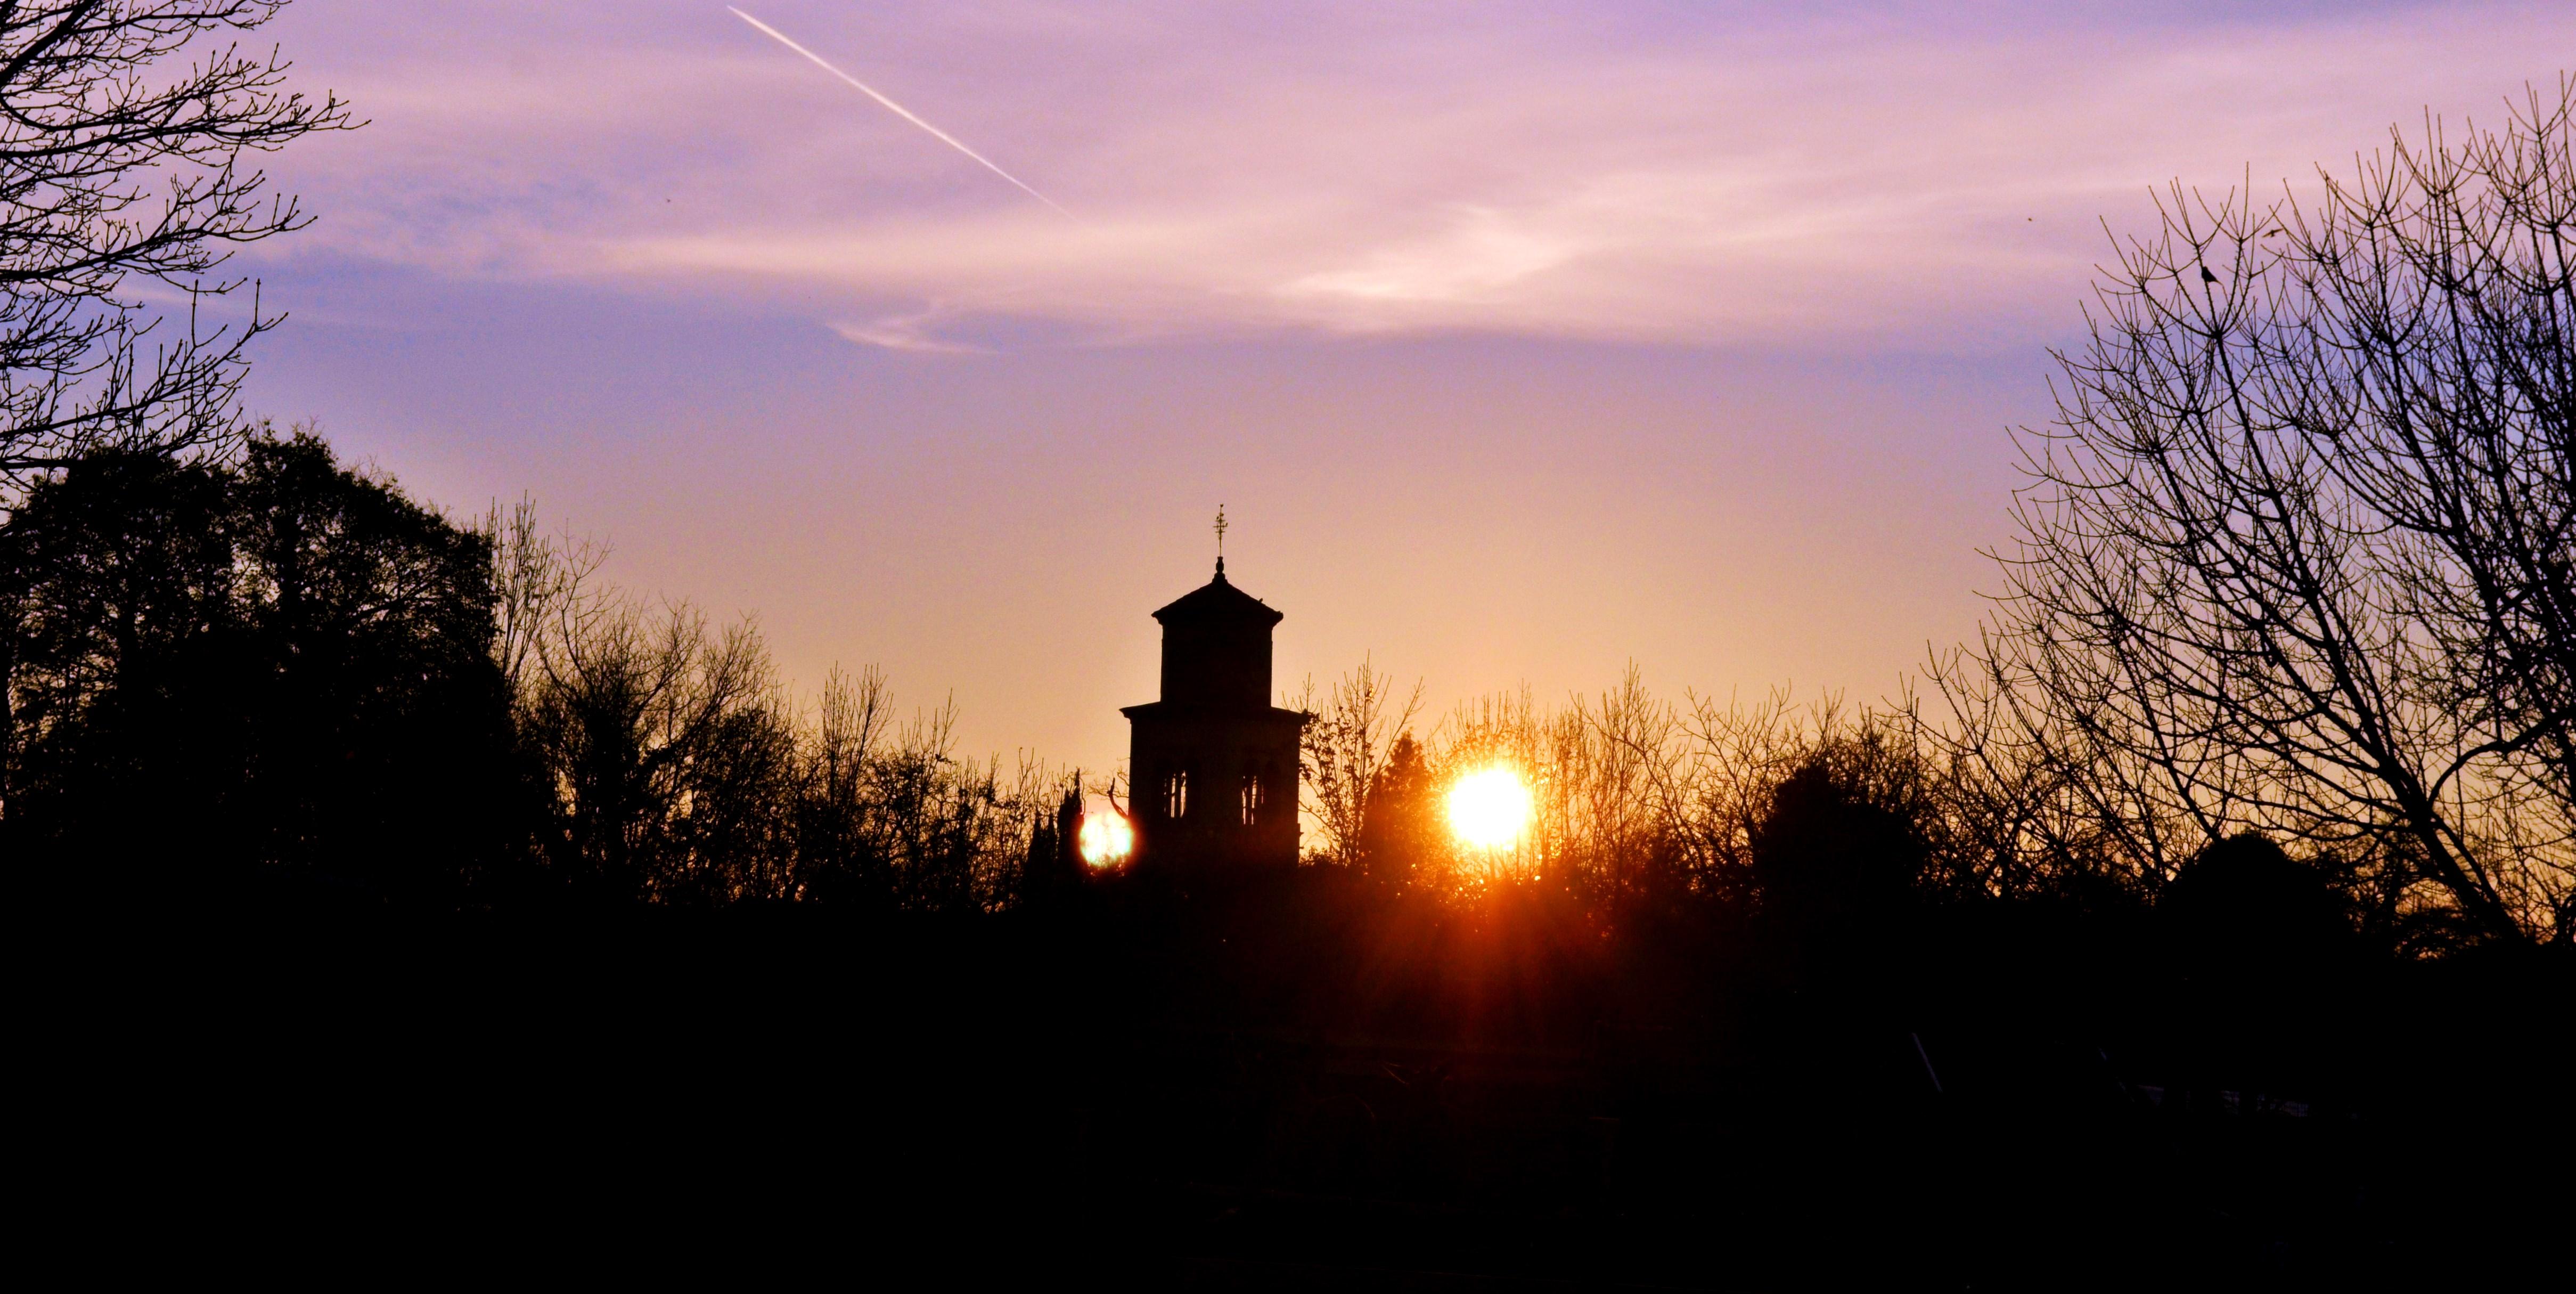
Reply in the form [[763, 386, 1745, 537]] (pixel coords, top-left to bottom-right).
[[1214, 504, 1228, 574]]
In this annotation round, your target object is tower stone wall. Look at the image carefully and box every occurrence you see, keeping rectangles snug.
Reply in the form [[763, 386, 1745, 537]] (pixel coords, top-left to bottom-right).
[[1122, 560, 1307, 869]]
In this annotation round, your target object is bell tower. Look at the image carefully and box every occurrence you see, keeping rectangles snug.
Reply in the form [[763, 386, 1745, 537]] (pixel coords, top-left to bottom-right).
[[1122, 512, 1307, 869]]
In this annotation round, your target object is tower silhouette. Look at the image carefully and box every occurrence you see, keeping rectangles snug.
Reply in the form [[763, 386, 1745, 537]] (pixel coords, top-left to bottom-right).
[[1123, 531, 1306, 870]]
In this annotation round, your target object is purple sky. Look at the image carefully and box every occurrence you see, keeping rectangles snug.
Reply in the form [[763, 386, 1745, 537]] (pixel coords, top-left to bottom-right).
[[235, 1, 2570, 768]]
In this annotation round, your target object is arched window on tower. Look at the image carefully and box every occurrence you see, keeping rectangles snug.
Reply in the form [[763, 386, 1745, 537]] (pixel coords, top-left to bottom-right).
[[1240, 771, 1265, 826], [1165, 769, 1189, 819]]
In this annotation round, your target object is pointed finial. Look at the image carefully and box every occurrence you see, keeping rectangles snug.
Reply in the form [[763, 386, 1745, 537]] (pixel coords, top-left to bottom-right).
[[1214, 504, 1228, 576]]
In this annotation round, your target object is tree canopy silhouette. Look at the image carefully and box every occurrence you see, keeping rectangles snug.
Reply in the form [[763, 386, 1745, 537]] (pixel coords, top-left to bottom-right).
[[1, 430, 509, 897]]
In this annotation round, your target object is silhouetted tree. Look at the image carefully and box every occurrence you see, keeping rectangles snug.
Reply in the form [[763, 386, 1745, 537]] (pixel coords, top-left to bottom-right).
[[2161, 833, 2356, 982], [1946, 83, 2575, 945], [228, 434, 510, 896], [861, 701, 1029, 913], [1, 431, 507, 897], [2, 446, 238, 877], [1019, 782, 1084, 907], [1566, 667, 1680, 908], [1749, 734, 1936, 943], [1296, 659, 1422, 867], [495, 533, 1055, 911], [1, 2, 352, 488], [1357, 733, 1440, 889], [2156, 832, 2365, 1102], [793, 663, 892, 902], [514, 595, 791, 903]]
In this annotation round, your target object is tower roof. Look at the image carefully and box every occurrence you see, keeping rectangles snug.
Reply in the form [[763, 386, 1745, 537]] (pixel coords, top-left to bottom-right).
[[1152, 561, 1283, 627]]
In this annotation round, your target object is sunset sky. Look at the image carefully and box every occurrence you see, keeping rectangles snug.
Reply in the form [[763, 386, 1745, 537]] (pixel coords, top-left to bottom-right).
[[238, 2, 2569, 768]]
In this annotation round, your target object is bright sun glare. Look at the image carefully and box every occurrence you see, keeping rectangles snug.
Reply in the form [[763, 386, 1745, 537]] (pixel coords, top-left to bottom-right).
[[1446, 766, 1534, 851], [1078, 810, 1134, 867]]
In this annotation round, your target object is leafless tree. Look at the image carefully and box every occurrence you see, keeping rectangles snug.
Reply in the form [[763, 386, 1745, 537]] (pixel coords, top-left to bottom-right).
[[1945, 80, 2574, 945], [1571, 666, 1683, 903], [490, 510, 1059, 910], [1315, 671, 1956, 917], [1, 1, 353, 492], [860, 694, 1024, 911], [1662, 688, 1852, 897], [794, 663, 892, 888], [520, 592, 792, 901], [1294, 657, 1422, 867], [485, 495, 601, 695]]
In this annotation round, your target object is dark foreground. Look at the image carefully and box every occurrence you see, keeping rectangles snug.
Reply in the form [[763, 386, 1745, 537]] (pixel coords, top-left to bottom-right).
[[44, 871, 2569, 1289]]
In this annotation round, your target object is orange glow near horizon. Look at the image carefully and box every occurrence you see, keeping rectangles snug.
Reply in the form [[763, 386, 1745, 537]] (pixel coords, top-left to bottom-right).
[[1446, 766, 1534, 852], [1078, 810, 1134, 868]]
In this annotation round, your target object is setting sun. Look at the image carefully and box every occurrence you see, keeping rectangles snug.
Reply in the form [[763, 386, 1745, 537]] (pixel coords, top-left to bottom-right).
[[1446, 766, 1534, 851], [1077, 810, 1134, 867]]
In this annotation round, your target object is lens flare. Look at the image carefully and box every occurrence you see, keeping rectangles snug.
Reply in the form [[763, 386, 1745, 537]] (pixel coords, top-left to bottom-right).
[[1077, 810, 1134, 867], [1446, 766, 1533, 851]]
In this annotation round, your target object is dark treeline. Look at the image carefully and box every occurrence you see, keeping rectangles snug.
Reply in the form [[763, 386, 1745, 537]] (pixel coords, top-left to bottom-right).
[[1, 426, 2540, 965], [3, 436, 503, 897], [1, 433, 1058, 910]]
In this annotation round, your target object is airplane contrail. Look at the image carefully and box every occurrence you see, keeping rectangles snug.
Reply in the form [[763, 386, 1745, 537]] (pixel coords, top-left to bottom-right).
[[727, 6, 1073, 218]]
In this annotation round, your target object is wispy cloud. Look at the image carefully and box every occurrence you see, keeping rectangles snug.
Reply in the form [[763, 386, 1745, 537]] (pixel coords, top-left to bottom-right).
[[830, 308, 989, 354], [263, 1, 2574, 351]]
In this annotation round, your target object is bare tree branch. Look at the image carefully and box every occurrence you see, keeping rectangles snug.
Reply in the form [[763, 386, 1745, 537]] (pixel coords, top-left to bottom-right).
[[0, 2, 354, 494]]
